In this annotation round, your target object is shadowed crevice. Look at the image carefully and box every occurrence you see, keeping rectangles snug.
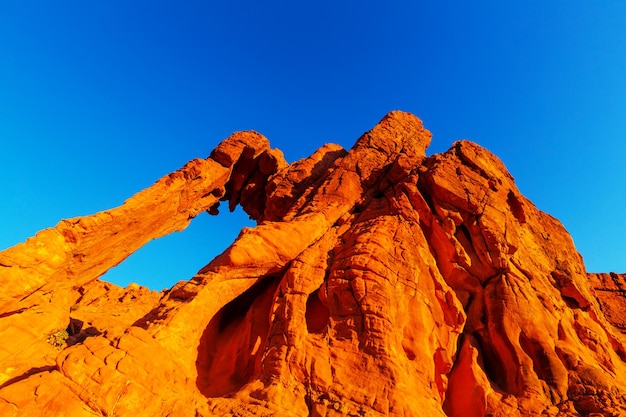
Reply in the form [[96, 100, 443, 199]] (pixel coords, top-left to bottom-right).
[[305, 289, 330, 334], [218, 275, 279, 331], [0, 366, 56, 389], [196, 274, 281, 397]]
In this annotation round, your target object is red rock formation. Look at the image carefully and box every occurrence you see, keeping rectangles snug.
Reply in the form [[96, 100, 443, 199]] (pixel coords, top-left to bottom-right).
[[588, 273, 626, 333], [1, 111, 626, 416]]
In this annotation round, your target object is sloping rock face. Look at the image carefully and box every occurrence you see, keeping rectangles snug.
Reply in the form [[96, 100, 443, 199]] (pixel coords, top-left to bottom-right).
[[588, 273, 626, 333], [1, 111, 626, 416]]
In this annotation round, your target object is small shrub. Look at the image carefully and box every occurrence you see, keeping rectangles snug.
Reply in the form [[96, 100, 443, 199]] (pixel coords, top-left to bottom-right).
[[47, 329, 69, 350]]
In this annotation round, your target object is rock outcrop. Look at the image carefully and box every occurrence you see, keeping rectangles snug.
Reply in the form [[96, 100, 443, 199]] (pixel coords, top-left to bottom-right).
[[1, 111, 625, 416]]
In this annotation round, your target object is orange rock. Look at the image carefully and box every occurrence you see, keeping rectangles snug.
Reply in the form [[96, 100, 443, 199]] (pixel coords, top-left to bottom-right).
[[1, 111, 626, 416], [588, 272, 626, 332]]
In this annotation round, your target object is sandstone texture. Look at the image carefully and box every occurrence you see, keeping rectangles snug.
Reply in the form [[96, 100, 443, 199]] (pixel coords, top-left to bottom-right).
[[1, 111, 626, 416]]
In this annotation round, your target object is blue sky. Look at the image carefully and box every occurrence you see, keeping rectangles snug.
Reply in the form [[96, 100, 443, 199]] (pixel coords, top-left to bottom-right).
[[1, 1, 625, 290]]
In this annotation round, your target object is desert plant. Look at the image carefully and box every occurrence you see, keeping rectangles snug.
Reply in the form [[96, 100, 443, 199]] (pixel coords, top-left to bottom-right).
[[46, 329, 69, 350]]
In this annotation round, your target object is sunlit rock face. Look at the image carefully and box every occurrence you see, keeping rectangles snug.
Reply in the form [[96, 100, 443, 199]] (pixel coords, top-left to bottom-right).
[[1, 111, 626, 417]]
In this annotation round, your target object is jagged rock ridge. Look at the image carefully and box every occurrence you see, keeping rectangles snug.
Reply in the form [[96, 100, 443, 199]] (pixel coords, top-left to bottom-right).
[[1, 111, 626, 416]]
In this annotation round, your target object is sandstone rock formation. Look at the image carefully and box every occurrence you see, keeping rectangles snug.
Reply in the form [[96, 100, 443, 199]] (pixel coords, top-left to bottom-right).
[[1, 111, 625, 416]]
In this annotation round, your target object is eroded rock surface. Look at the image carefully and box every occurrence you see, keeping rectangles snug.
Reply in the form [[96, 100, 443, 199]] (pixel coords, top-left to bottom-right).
[[1, 111, 625, 416]]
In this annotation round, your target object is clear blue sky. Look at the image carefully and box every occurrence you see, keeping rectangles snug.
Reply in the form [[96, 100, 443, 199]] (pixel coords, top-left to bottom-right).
[[2, 1, 625, 290]]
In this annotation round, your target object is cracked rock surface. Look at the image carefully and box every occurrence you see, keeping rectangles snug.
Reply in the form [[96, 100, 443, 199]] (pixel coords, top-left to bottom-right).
[[1, 111, 626, 416]]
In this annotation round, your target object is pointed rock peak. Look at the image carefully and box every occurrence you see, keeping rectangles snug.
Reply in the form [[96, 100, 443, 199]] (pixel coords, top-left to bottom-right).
[[354, 110, 432, 158]]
